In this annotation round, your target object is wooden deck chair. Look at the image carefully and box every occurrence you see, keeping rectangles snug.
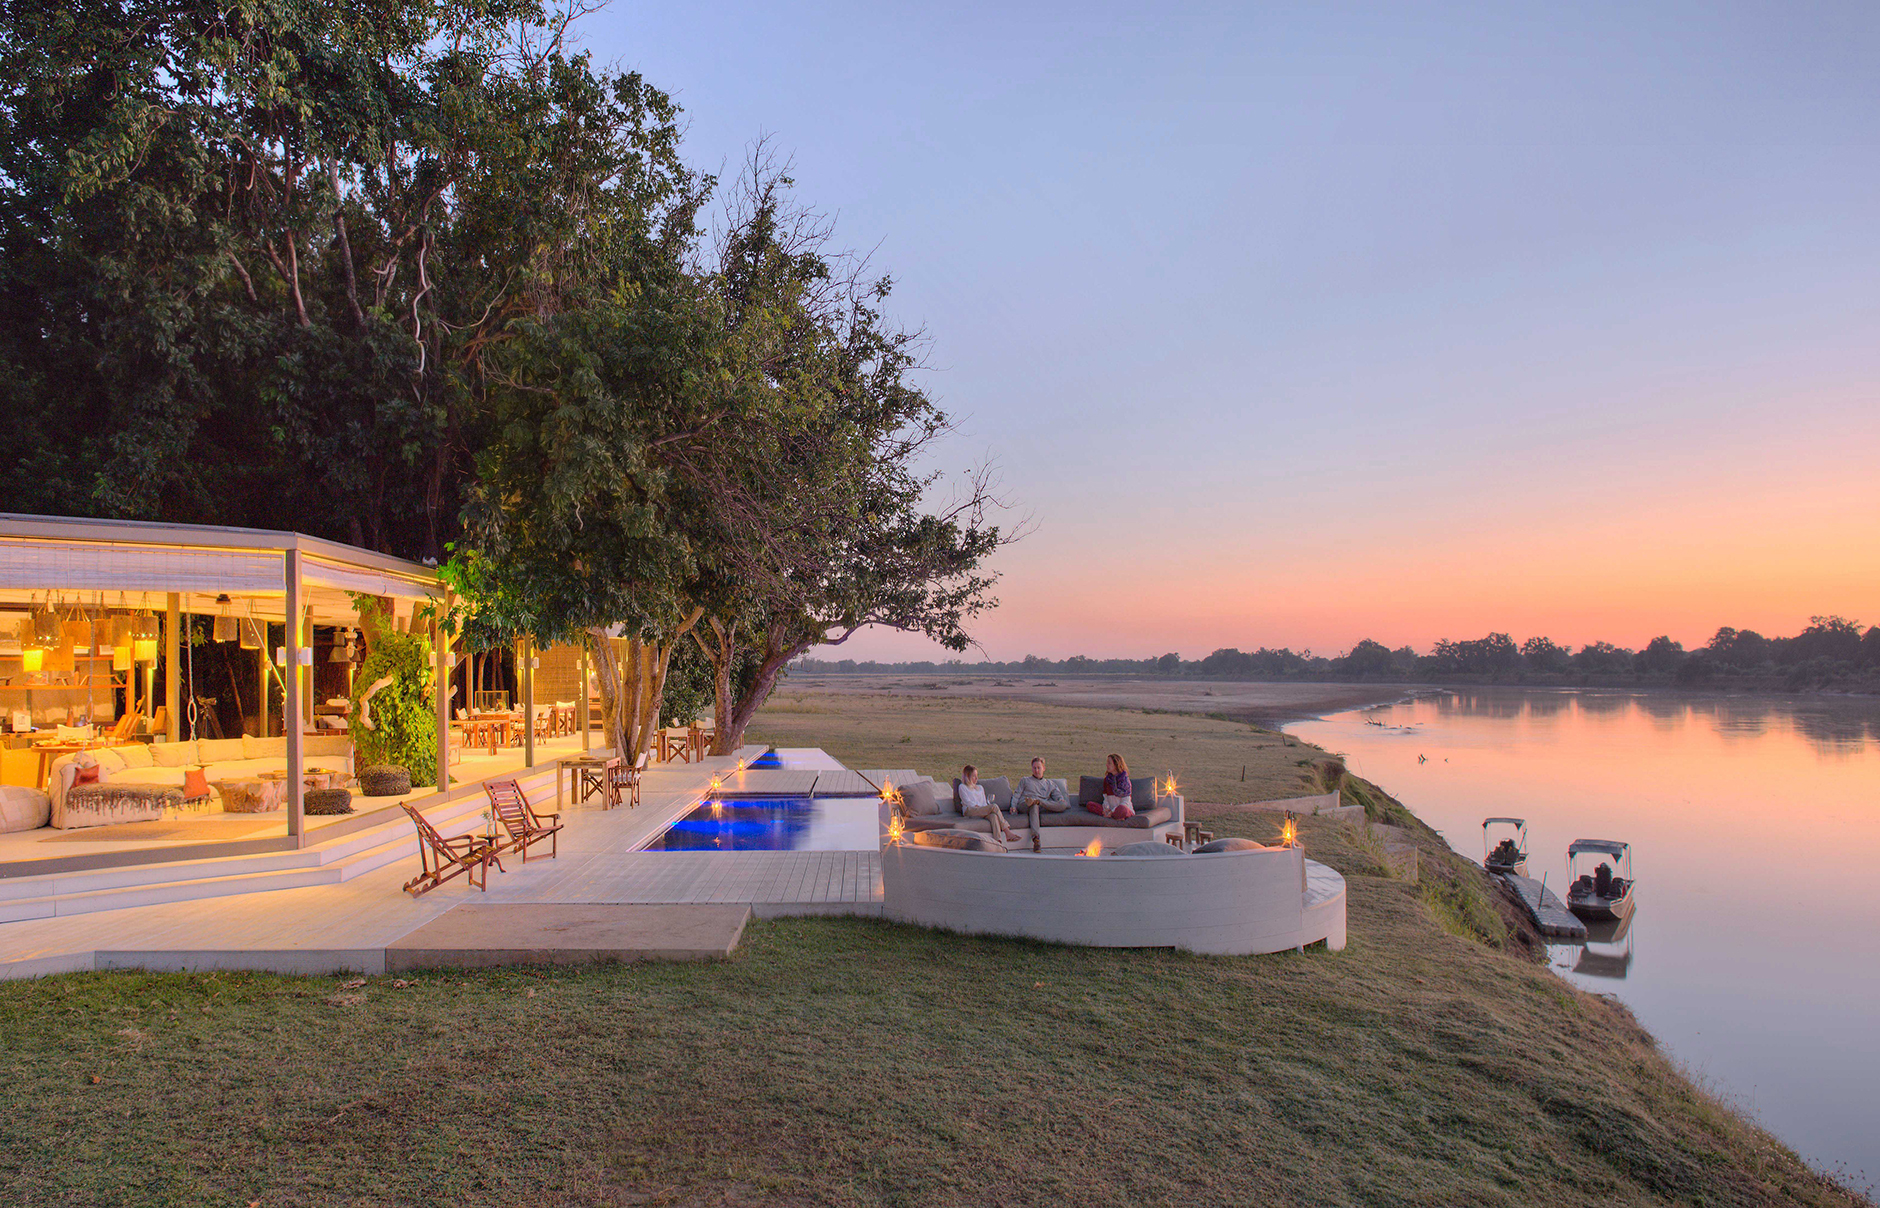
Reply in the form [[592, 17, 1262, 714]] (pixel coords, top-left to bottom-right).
[[400, 803, 499, 896], [485, 778, 562, 862], [606, 751, 646, 809]]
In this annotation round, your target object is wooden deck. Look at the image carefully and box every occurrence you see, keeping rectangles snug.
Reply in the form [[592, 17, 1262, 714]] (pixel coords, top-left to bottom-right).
[[1496, 870, 1588, 939], [0, 747, 886, 978]]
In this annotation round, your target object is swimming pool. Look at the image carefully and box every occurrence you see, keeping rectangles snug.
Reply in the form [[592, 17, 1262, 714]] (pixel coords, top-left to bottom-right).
[[643, 796, 878, 852]]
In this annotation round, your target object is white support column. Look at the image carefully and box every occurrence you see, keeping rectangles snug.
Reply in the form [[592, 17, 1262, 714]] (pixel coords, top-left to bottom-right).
[[285, 552, 306, 848], [163, 594, 180, 743], [522, 635, 536, 768], [579, 638, 591, 752], [434, 593, 451, 795]]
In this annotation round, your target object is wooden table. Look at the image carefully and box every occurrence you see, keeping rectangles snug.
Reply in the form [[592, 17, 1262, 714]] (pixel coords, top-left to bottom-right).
[[214, 774, 288, 813], [30, 739, 129, 790], [556, 755, 612, 809]]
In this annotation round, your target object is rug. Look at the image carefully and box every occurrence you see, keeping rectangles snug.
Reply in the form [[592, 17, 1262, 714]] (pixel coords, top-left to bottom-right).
[[40, 818, 283, 843]]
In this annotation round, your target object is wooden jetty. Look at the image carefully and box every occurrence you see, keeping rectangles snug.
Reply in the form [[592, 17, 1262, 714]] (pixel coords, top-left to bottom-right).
[[1495, 871, 1587, 940]]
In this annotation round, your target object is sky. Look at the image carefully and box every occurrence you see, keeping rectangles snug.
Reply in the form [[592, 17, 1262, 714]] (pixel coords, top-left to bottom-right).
[[582, 1, 1880, 661]]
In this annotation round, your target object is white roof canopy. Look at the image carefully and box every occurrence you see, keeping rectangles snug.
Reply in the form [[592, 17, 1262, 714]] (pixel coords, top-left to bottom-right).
[[0, 513, 441, 625]]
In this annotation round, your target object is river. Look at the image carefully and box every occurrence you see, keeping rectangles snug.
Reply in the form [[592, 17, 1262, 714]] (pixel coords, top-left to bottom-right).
[[1286, 688, 1880, 1185]]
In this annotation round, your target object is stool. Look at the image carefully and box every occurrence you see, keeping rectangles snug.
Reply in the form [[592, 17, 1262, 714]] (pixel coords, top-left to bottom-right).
[[304, 787, 354, 816], [358, 765, 411, 797]]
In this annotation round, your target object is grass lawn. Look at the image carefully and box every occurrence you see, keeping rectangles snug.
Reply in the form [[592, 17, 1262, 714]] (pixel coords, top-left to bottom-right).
[[0, 694, 1862, 1207]]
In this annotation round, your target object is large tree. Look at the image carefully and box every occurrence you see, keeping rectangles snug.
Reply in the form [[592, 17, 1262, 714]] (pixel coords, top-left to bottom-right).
[[0, 0, 694, 560]]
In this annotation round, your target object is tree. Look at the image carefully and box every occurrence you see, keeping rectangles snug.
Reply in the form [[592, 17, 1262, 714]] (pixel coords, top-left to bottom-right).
[[1520, 636, 1569, 673], [1635, 635, 1685, 676], [678, 154, 1009, 753], [1790, 616, 1863, 664], [1333, 639, 1397, 678], [0, 0, 696, 560], [1571, 641, 1634, 674]]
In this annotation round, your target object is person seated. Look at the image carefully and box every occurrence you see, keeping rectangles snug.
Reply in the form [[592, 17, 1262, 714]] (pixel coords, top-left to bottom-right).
[[1087, 753, 1136, 820], [956, 764, 1019, 844], [1014, 757, 1070, 814]]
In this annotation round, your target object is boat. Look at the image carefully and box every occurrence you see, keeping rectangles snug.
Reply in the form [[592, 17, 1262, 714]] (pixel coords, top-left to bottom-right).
[[1565, 839, 1634, 922], [1482, 817, 1528, 877]]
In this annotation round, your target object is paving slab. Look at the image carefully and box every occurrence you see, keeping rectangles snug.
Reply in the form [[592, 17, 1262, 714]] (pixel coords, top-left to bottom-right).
[[384, 903, 750, 971]]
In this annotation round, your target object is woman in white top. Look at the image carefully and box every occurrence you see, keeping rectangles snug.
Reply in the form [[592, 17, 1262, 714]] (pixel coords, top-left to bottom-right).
[[956, 764, 1019, 844]]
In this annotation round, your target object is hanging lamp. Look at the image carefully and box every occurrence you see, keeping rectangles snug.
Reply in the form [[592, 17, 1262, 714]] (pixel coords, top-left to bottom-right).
[[213, 595, 238, 642], [239, 603, 264, 651], [131, 608, 158, 663], [29, 596, 60, 648]]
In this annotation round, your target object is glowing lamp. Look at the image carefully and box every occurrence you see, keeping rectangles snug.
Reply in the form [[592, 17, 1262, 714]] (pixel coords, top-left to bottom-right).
[[212, 595, 237, 643], [20, 647, 43, 673], [62, 619, 92, 655], [887, 814, 905, 844], [112, 643, 131, 672], [30, 602, 61, 648], [239, 617, 264, 651]]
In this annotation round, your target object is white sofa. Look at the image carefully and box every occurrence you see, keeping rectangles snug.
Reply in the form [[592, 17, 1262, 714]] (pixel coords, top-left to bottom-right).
[[48, 736, 357, 830]]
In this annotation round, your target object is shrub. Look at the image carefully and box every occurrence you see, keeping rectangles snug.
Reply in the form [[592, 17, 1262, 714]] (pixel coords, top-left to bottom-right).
[[349, 617, 438, 788]]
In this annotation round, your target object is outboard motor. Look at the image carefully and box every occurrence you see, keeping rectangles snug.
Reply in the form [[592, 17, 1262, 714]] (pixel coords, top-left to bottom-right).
[[1594, 862, 1613, 897]]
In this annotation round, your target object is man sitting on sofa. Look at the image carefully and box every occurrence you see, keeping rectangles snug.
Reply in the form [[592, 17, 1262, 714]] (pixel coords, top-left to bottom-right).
[[1014, 757, 1071, 821]]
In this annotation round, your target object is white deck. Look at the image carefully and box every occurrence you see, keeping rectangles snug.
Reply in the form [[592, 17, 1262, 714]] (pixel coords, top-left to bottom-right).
[[0, 745, 887, 978]]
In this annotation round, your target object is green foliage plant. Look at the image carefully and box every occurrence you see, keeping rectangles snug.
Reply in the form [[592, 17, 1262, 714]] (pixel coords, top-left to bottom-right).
[[348, 614, 437, 788]]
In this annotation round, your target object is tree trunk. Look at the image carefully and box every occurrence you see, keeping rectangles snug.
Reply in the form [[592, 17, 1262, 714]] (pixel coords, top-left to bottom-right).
[[719, 631, 805, 752], [587, 627, 628, 757], [694, 616, 737, 755]]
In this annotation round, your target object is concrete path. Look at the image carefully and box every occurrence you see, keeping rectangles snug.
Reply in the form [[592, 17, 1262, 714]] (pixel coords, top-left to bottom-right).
[[385, 903, 750, 969]]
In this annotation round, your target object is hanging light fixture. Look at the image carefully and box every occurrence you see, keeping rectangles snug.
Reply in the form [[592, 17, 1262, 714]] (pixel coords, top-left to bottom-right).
[[16, 619, 43, 674], [131, 608, 158, 664], [30, 596, 60, 648], [328, 627, 354, 663], [239, 603, 264, 651], [213, 595, 238, 643], [62, 610, 92, 655]]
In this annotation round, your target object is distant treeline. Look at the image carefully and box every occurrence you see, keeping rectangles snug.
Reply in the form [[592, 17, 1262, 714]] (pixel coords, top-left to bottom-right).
[[794, 616, 1880, 690]]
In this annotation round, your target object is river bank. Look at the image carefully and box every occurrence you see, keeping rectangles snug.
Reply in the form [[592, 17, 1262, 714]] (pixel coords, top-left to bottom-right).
[[0, 693, 1863, 1204], [785, 672, 1426, 726], [749, 690, 1867, 1205]]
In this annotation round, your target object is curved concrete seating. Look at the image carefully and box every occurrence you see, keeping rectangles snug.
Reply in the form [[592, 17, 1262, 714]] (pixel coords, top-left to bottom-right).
[[881, 840, 1346, 956]]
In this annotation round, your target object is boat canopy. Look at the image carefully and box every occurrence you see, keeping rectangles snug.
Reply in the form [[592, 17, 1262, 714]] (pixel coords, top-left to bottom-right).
[[1483, 817, 1526, 828], [1568, 839, 1630, 858]]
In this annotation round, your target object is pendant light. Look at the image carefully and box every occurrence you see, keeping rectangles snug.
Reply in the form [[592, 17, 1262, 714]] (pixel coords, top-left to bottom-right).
[[131, 608, 158, 664], [213, 595, 238, 642], [17, 619, 42, 674], [328, 627, 355, 663], [239, 603, 264, 651], [30, 595, 60, 648]]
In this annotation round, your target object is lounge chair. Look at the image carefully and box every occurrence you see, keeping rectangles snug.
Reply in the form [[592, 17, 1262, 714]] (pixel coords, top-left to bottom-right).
[[485, 778, 562, 862], [400, 802, 500, 896]]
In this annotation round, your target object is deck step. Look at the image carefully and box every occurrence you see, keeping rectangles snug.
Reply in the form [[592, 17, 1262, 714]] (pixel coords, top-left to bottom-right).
[[0, 793, 490, 921]]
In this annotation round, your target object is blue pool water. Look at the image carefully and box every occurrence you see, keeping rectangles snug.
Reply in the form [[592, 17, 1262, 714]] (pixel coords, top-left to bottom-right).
[[744, 750, 784, 769], [644, 796, 878, 852]]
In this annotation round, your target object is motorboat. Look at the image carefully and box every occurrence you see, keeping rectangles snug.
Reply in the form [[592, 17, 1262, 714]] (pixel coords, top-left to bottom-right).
[[1482, 817, 1528, 877], [1565, 839, 1634, 922]]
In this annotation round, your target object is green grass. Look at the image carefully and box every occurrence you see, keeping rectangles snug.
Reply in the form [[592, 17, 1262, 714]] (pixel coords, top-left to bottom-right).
[[0, 694, 1863, 1206]]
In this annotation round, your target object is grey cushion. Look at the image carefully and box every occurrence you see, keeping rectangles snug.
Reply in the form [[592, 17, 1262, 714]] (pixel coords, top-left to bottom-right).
[[1131, 777, 1157, 808], [911, 827, 1005, 853], [981, 776, 1012, 808], [1112, 841, 1186, 858], [1195, 837, 1266, 853], [901, 779, 941, 816], [0, 785, 50, 833], [1037, 805, 1172, 830], [1077, 776, 1104, 805]]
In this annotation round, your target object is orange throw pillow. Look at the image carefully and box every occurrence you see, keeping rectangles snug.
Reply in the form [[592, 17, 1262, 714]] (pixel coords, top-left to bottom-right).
[[183, 766, 211, 801]]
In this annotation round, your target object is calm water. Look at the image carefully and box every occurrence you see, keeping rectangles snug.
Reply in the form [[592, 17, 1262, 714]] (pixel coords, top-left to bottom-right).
[[645, 796, 878, 852], [1288, 689, 1880, 1184]]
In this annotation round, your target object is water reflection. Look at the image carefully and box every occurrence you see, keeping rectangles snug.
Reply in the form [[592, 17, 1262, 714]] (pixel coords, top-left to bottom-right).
[[1291, 688, 1880, 1180]]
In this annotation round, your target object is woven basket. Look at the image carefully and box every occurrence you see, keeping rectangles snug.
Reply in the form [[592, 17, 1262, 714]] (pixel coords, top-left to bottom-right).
[[304, 787, 354, 816], [358, 765, 411, 797]]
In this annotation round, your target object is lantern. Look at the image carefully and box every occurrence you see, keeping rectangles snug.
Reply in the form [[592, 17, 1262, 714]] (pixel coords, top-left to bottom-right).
[[20, 647, 43, 674], [239, 609, 264, 651], [30, 599, 61, 648], [213, 595, 238, 643], [131, 609, 158, 664]]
